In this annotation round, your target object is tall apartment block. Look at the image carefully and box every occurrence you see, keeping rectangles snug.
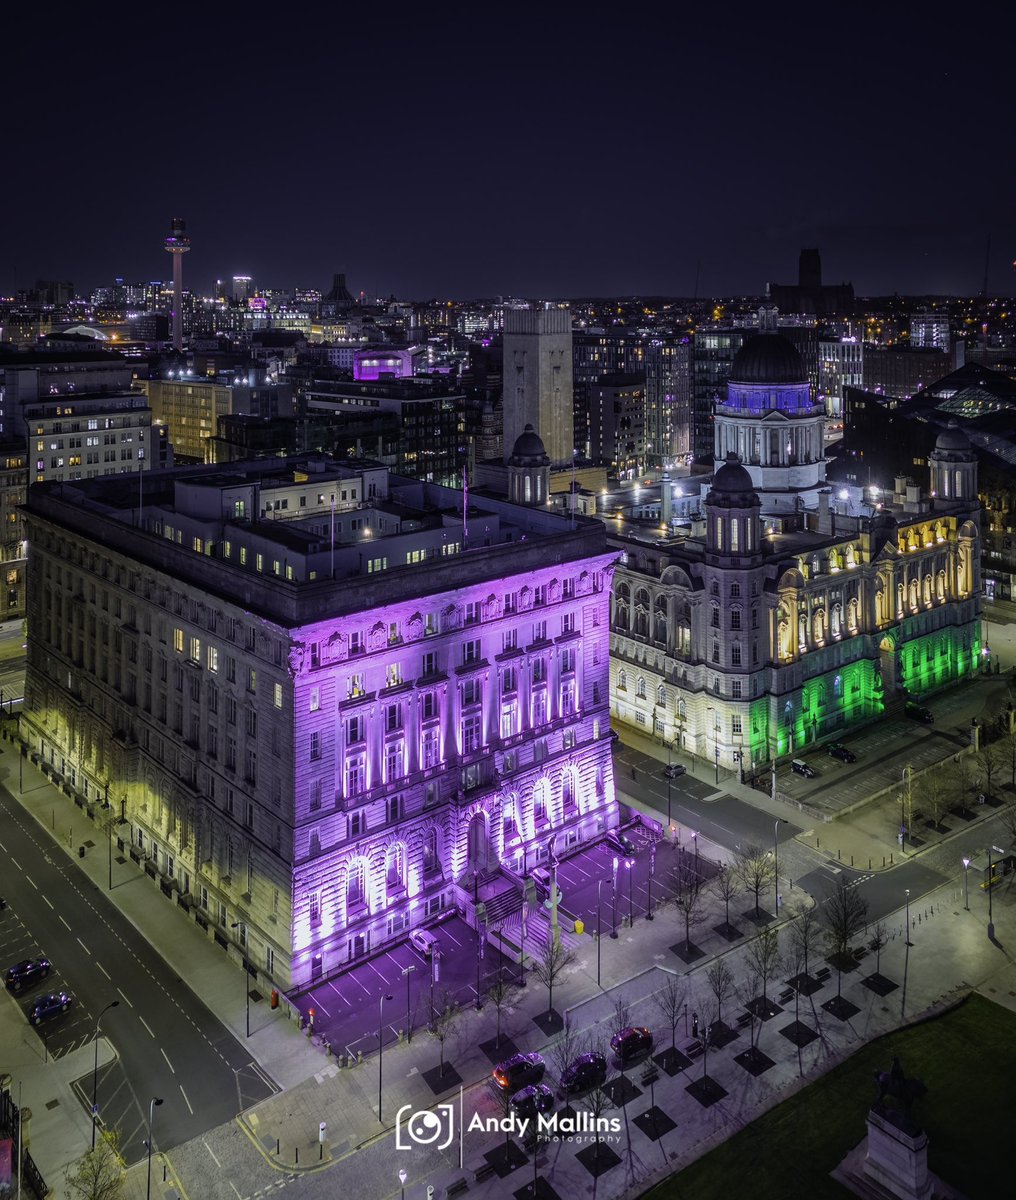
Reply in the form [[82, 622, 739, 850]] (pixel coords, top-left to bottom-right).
[[502, 307, 574, 468], [23, 454, 618, 991]]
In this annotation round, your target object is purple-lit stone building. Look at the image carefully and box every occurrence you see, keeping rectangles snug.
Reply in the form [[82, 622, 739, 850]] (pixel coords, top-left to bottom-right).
[[23, 452, 618, 991]]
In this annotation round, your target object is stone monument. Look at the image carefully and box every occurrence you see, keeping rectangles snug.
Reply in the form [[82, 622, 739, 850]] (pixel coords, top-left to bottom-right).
[[863, 1056, 931, 1200]]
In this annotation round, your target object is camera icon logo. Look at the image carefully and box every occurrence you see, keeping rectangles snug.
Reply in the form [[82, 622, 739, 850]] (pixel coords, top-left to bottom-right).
[[395, 1103, 455, 1151]]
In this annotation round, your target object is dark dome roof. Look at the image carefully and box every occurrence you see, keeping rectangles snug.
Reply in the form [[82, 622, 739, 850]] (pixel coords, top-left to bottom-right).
[[710, 453, 756, 495], [933, 421, 972, 452], [510, 423, 548, 461], [729, 333, 806, 385]]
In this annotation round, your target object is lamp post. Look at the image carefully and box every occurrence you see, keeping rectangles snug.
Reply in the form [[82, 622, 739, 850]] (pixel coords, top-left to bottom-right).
[[402, 965, 416, 1043], [691, 831, 699, 877], [988, 845, 1003, 939], [666, 742, 673, 828], [905, 889, 912, 947], [596, 878, 608, 987], [625, 858, 634, 928], [773, 818, 786, 913], [146, 1096, 163, 1200], [646, 842, 655, 921], [399, 1168, 408, 1200], [962, 856, 971, 911], [378, 991, 394, 1124], [610, 856, 619, 938], [90, 1000, 119, 1149], [475, 921, 484, 1011], [231, 922, 250, 1037]]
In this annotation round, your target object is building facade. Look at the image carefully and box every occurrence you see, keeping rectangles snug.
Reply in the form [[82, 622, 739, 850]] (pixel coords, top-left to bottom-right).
[[24, 455, 618, 992], [609, 336, 982, 774], [502, 307, 573, 468], [0, 442, 26, 618]]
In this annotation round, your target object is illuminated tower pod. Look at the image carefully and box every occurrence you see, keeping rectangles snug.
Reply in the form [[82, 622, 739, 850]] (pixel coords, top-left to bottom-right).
[[164, 217, 191, 352]]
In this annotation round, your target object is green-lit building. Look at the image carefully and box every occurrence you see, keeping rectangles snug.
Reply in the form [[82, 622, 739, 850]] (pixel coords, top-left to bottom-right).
[[609, 332, 981, 773]]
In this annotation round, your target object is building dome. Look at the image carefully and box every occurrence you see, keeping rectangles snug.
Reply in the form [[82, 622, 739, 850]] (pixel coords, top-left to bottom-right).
[[729, 333, 806, 385], [711, 452, 755, 495], [510, 423, 548, 462], [933, 421, 972, 453]]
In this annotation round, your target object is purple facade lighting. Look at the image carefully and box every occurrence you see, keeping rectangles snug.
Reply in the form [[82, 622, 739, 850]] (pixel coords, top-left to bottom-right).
[[287, 553, 618, 988]]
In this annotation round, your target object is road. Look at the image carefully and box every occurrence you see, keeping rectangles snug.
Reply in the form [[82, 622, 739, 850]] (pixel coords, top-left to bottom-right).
[[0, 783, 275, 1164]]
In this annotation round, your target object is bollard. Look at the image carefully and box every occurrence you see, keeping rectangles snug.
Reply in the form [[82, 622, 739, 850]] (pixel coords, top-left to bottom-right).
[[816, 837, 820, 849], [837, 848, 841, 860], [295, 1147, 299, 1165], [891, 853, 894, 864], [869, 859, 872, 870], [851, 855, 854, 866], [883, 857, 886, 867], [276, 1139, 280, 1155]]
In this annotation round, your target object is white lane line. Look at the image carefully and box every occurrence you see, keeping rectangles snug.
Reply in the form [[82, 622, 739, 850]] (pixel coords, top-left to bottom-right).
[[59, 915, 71, 929], [311, 995, 332, 1019], [8, 856, 17, 868], [42, 897, 54, 909], [96, 963, 110, 979], [203, 1140, 222, 1169], [0, 842, 6, 852], [161, 1047, 174, 1073], [179, 1084, 194, 1114], [77, 938, 89, 954], [26, 877, 37, 891], [230, 1182, 242, 1200], [140, 1016, 155, 1038], [116, 987, 133, 1008]]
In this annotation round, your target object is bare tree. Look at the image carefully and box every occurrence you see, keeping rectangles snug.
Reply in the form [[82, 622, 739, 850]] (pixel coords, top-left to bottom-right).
[[574, 1037, 617, 1174], [547, 1013, 585, 1094], [734, 843, 775, 918], [652, 973, 685, 1052], [914, 770, 951, 831], [736, 964, 765, 1055], [999, 798, 1016, 849], [486, 965, 521, 1050], [998, 727, 1016, 790], [429, 989, 460, 1078], [674, 868, 710, 955], [532, 937, 577, 1020], [969, 743, 1004, 802], [65, 1132, 126, 1200], [713, 864, 740, 935], [611, 994, 632, 1036], [745, 924, 783, 1018], [784, 929, 808, 1077], [867, 920, 890, 977], [823, 884, 869, 999], [787, 901, 823, 983], [705, 958, 736, 1035]]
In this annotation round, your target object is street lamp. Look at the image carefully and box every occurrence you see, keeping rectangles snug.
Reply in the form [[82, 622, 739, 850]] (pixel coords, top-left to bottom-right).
[[962, 856, 971, 911], [691, 831, 699, 877], [773, 818, 786, 913], [91, 1000, 119, 1149], [475, 921, 485, 1011], [625, 858, 634, 928], [146, 1096, 164, 1200], [378, 992, 394, 1124], [610, 856, 619, 938], [399, 1168, 408, 1200], [905, 889, 912, 947], [988, 845, 1003, 938], [666, 742, 673, 827], [402, 965, 416, 1043], [646, 842, 655, 921], [596, 878, 608, 987], [231, 922, 250, 1037]]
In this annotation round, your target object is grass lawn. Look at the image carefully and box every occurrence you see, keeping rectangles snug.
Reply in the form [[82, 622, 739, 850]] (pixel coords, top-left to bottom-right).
[[647, 992, 1013, 1200]]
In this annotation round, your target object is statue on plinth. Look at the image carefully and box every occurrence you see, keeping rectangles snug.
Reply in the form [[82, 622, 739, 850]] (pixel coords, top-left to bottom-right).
[[872, 1055, 927, 1137]]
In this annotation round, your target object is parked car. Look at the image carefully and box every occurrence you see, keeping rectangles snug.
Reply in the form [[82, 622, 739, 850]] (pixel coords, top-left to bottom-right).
[[604, 830, 637, 857], [560, 1051, 607, 1094], [790, 759, 818, 778], [28, 991, 72, 1025], [493, 1051, 546, 1091], [5, 957, 51, 993], [905, 703, 934, 724], [408, 928, 438, 957], [509, 1084, 554, 1120], [663, 763, 686, 779], [826, 743, 856, 763], [610, 1025, 654, 1065]]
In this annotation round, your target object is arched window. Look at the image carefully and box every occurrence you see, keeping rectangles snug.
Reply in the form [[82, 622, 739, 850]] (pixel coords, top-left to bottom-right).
[[909, 580, 919, 611], [562, 769, 578, 813], [386, 844, 405, 889], [833, 674, 842, 696], [798, 613, 808, 651], [636, 677, 646, 699], [677, 699, 687, 720], [845, 544, 856, 568], [831, 604, 842, 639], [848, 596, 860, 631], [634, 589, 650, 637], [657, 683, 667, 706], [347, 860, 365, 909], [654, 596, 668, 643], [813, 608, 825, 644], [533, 779, 550, 826], [618, 668, 627, 692], [922, 575, 932, 606], [503, 794, 519, 842], [422, 829, 438, 874], [936, 570, 946, 601]]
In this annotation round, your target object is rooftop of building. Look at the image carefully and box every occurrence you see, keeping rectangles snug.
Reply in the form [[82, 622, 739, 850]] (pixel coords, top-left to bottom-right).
[[0, 348, 128, 367]]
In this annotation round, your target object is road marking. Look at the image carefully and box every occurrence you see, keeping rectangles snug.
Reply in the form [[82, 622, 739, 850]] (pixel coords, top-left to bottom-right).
[[161, 1047, 175, 1073], [26, 877, 37, 890], [8, 856, 17, 868], [179, 1084, 194, 1114], [140, 1016, 156, 1038], [366, 960, 389, 985], [59, 915, 71, 929], [116, 987, 133, 1008], [311, 995, 332, 1019], [77, 938, 89, 954], [203, 1140, 222, 1169], [42, 896, 53, 909], [96, 962, 110, 979]]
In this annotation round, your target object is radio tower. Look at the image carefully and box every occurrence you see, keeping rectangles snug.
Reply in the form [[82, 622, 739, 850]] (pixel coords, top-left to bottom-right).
[[164, 217, 191, 352]]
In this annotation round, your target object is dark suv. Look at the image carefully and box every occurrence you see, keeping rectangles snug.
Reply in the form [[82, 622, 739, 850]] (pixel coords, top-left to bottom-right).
[[905, 703, 934, 724], [826, 743, 856, 763], [605, 830, 636, 857], [493, 1051, 546, 1091], [610, 1026, 654, 1065], [6, 957, 51, 993], [560, 1052, 607, 1094]]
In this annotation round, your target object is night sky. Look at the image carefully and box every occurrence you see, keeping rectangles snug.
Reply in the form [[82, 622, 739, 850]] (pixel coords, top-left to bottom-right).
[[4, 4, 1013, 300]]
